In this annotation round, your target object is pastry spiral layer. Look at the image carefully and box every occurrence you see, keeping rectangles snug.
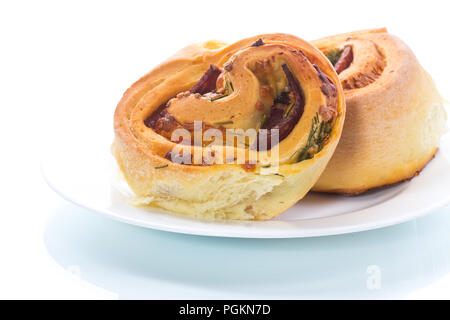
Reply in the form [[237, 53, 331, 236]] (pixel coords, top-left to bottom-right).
[[113, 33, 345, 220], [312, 28, 447, 194]]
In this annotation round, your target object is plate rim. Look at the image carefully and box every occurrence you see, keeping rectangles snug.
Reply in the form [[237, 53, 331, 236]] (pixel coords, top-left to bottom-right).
[[41, 150, 450, 238]]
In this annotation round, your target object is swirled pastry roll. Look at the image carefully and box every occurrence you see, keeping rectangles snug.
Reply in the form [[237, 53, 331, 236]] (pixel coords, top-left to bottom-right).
[[312, 28, 447, 194], [113, 34, 345, 220]]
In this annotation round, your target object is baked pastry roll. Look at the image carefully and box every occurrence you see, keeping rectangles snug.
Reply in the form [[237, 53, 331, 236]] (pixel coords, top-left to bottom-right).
[[312, 28, 447, 194], [113, 34, 345, 220]]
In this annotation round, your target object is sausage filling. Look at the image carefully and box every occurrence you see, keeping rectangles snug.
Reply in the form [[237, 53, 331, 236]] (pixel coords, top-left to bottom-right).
[[144, 63, 305, 150], [325, 45, 353, 74], [144, 45, 337, 165]]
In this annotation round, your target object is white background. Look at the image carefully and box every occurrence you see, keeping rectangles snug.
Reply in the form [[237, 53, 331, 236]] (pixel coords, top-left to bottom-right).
[[1, 0, 450, 299]]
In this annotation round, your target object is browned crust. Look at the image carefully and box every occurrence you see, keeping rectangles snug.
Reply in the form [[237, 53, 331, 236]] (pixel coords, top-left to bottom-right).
[[315, 148, 438, 196], [312, 28, 446, 197], [111, 33, 347, 220]]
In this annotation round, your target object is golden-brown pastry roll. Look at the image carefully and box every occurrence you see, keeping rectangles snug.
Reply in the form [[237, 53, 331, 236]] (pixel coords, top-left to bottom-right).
[[312, 28, 447, 194], [113, 33, 345, 220]]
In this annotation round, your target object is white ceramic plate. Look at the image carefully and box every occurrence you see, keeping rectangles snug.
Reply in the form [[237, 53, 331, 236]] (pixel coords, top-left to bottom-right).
[[42, 126, 450, 238]]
